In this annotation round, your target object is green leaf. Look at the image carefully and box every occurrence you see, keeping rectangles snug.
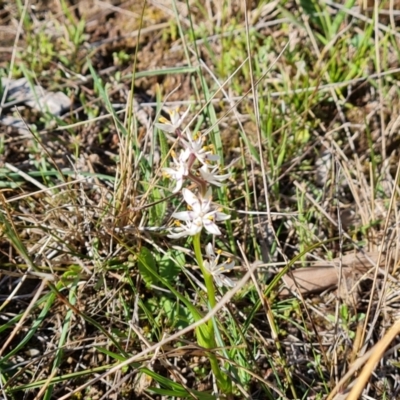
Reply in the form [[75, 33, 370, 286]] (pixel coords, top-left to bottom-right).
[[160, 296, 194, 329], [157, 250, 183, 282], [195, 323, 213, 348], [148, 387, 216, 399], [88, 62, 127, 136], [138, 246, 158, 286], [331, 0, 356, 36], [96, 347, 127, 362], [299, 0, 319, 21], [137, 247, 211, 346], [158, 125, 169, 162], [142, 367, 217, 399], [138, 247, 206, 321], [148, 187, 166, 226]]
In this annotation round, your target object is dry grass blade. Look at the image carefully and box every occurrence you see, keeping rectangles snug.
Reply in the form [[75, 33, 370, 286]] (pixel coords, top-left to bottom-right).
[[0, 279, 47, 357], [328, 318, 400, 400]]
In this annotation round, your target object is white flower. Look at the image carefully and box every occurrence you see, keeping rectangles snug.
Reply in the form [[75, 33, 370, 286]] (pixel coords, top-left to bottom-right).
[[155, 107, 190, 134], [162, 148, 191, 193], [199, 164, 230, 187], [167, 220, 202, 239], [203, 243, 235, 287], [182, 130, 220, 165], [168, 188, 230, 237]]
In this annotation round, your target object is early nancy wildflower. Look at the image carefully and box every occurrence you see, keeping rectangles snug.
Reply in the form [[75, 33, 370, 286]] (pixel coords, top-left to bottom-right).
[[199, 164, 231, 187], [170, 188, 230, 236], [162, 148, 191, 193], [182, 130, 220, 165], [155, 107, 190, 134], [167, 220, 202, 239], [203, 243, 235, 287], [155, 98, 235, 392]]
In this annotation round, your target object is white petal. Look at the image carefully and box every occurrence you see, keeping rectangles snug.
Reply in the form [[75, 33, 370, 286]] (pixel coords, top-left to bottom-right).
[[162, 167, 175, 176], [179, 148, 191, 162], [204, 220, 221, 235], [155, 122, 176, 134], [215, 211, 230, 221], [172, 178, 183, 193], [177, 106, 190, 124], [203, 259, 211, 272], [168, 220, 199, 238], [172, 211, 193, 221], [214, 262, 234, 275], [221, 261, 235, 271], [169, 109, 181, 125], [199, 171, 223, 187], [167, 230, 186, 239], [187, 223, 202, 236], [205, 243, 215, 258], [199, 165, 230, 186], [182, 188, 199, 209], [205, 154, 220, 162], [215, 275, 235, 288]]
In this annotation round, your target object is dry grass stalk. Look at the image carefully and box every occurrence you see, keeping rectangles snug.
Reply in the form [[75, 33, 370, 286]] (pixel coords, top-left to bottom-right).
[[328, 318, 400, 400]]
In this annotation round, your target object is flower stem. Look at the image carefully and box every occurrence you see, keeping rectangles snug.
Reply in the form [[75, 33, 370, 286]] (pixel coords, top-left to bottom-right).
[[193, 234, 217, 309], [193, 234, 232, 394]]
